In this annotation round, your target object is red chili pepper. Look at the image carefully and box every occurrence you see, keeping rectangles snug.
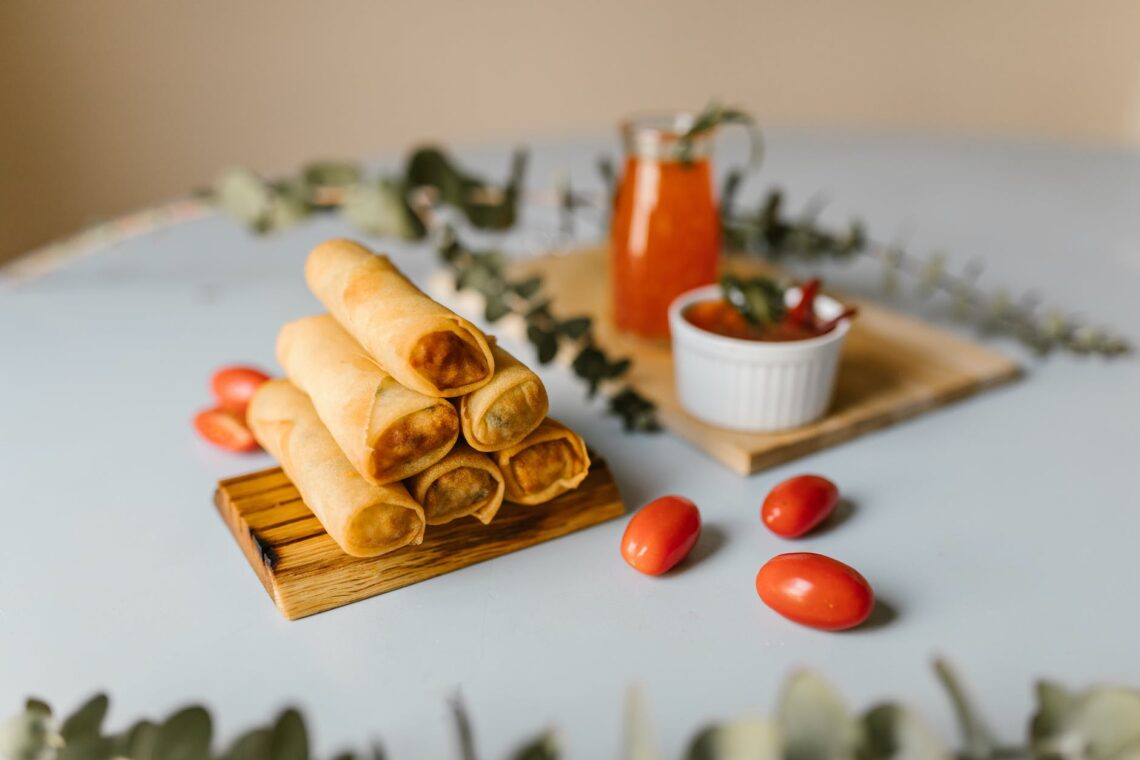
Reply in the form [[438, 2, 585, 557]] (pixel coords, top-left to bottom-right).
[[816, 307, 859, 334], [787, 279, 821, 326]]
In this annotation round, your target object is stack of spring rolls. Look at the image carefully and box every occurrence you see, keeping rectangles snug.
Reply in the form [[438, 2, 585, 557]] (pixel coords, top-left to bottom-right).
[[247, 239, 592, 558]]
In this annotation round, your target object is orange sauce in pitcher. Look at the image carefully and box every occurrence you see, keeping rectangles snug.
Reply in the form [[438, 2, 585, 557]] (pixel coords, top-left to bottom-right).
[[610, 123, 721, 339]]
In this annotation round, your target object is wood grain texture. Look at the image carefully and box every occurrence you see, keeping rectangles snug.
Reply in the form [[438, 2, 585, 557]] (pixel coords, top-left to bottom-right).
[[512, 247, 1021, 475], [214, 457, 624, 620]]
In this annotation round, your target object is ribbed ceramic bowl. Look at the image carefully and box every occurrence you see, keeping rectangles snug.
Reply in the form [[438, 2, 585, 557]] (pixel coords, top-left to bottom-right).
[[668, 284, 852, 432]]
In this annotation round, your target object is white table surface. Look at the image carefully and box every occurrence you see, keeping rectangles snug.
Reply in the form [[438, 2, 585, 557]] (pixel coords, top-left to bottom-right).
[[2, 131, 1139, 759]]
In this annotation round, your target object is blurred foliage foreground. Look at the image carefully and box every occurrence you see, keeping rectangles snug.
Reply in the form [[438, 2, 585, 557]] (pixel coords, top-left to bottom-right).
[[4, 661, 1140, 760]]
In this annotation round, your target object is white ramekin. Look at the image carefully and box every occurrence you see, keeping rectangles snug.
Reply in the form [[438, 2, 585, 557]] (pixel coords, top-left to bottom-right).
[[668, 284, 853, 432]]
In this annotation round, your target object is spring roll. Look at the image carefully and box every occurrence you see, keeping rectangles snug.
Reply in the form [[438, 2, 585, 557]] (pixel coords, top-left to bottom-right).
[[406, 442, 506, 525], [495, 418, 591, 505], [459, 342, 549, 452], [305, 239, 494, 397], [277, 314, 459, 484], [247, 379, 426, 557]]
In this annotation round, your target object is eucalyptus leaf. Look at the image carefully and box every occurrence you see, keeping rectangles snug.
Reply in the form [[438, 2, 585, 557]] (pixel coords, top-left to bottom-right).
[[153, 707, 211, 760], [685, 717, 779, 760], [269, 710, 308, 760], [511, 277, 543, 299], [112, 719, 159, 760], [1031, 687, 1140, 760], [933, 660, 996, 760], [24, 701, 51, 719], [860, 705, 948, 760], [779, 671, 860, 760], [220, 728, 272, 760], [484, 295, 511, 323], [448, 696, 477, 760], [57, 736, 114, 760], [527, 325, 559, 365], [558, 317, 592, 340], [60, 695, 108, 743], [508, 732, 558, 760], [341, 180, 419, 240], [623, 689, 661, 760], [214, 168, 273, 226], [608, 387, 660, 433], [302, 161, 362, 189], [0, 709, 57, 760]]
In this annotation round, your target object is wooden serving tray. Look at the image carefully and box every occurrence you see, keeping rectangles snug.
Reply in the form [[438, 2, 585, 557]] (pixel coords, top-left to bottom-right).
[[215, 458, 624, 620], [512, 247, 1021, 475]]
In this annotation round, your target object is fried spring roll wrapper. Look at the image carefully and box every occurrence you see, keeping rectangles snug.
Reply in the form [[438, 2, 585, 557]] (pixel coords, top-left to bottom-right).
[[406, 442, 506, 525], [277, 315, 459, 484], [459, 342, 549, 452], [495, 418, 591, 505], [248, 380, 426, 557], [305, 239, 494, 397]]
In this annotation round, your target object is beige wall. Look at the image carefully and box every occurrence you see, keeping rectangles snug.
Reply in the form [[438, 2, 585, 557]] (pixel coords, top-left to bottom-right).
[[3, 0, 1140, 263]]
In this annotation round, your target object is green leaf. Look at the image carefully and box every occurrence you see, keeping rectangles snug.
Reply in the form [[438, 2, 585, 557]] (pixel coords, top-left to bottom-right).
[[484, 295, 511, 323], [780, 671, 859, 760], [527, 325, 559, 364], [301, 161, 362, 189], [58, 736, 115, 760], [558, 317, 592, 340], [220, 728, 272, 760], [685, 717, 778, 760], [447, 697, 477, 760], [933, 660, 996, 760], [341, 180, 419, 239], [406, 146, 526, 231], [214, 168, 273, 226], [509, 732, 558, 760], [720, 274, 786, 327], [1031, 686, 1140, 760], [680, 102, 763, 168], [112, 720, 159, 760], [269, 710, 308, 760], [511, 277, 543, 299], [860, 704, 948, 760], [1030, 681, 1075, 742], [623, 688, 661, 760], [24, 700, 51, 718], [608, 387, 660, 433], [153, 707, 211, 760], [0, 709, 57, 760], [61, 694, 109, 743]]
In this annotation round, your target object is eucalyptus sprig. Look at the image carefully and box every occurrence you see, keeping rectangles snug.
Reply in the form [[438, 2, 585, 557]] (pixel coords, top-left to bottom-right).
[[679, 101, 764, 169], [209, 150, 660, 433], [6, 662, 1140, 760], [719, 273, 787, 327], [437, 231, 658, 432], [720, 181, 1131, 357]]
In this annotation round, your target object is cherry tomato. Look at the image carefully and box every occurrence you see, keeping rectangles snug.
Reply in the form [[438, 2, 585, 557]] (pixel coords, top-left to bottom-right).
[[755, 552, 874, 631], [621, 495, 701, 576], [761, 474, 839, 538], [210, 366, 270, 416], [194, 407, 259, 452]]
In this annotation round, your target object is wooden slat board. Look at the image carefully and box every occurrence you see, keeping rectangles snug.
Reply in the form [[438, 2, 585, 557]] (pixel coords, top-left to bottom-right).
[[512, 247, 1021, 475], [215, 458, 624, 620]]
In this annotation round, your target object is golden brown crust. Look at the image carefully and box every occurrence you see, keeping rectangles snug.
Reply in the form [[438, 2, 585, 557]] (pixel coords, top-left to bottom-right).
[[422, 467, 499, 524], [459, 342, 549, 452], [495, 417, 590, 505], [304, 239, 494, 397], [372, 403, 459, 479], [277, 315, 459, 484], [406, 442, 505, 525], [410, 331, 490, 391], [247, 380, 426, 557]]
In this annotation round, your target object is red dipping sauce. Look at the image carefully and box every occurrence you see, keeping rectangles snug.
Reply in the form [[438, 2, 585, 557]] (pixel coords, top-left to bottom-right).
[[683, 299, 837, 342]]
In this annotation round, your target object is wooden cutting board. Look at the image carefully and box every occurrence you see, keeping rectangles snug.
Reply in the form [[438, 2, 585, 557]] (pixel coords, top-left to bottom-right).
[[215, 457, 624, 620], [511, 247, 1021, 475]]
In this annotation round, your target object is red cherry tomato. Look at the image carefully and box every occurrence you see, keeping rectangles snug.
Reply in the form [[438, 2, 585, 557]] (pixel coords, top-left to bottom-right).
[[761, 474, 839, 538], [756, 552, 874, 631], [211, 366, 270, 416], [194, 407, 259, 452], [621, 495, 701, 576]]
